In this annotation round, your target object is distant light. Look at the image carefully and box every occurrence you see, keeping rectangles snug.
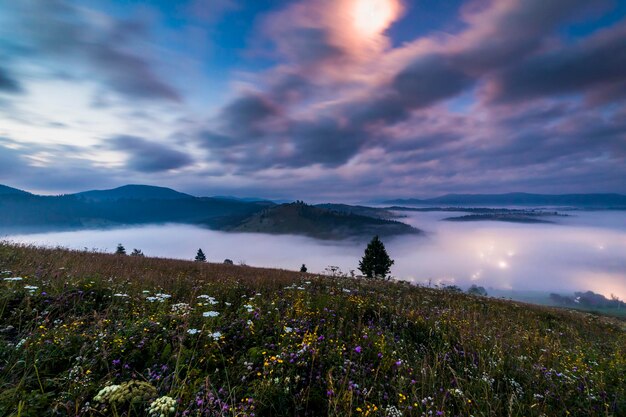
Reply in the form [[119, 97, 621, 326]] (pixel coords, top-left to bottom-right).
[[498, 260, 508, 269]]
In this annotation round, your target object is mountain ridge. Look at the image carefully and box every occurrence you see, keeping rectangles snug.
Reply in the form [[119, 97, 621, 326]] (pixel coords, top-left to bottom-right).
[[382, 192, 626, 207], [72, 184, 193, 201]]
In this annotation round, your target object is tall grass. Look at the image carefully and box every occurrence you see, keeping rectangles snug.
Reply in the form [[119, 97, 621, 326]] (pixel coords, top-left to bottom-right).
[[0, 242, 624, 416]]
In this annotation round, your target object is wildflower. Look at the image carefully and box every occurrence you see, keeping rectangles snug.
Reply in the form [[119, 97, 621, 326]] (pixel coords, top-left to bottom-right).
[[203, 311, 219, 318], [148, 395, 176, 416], [114, 293, 129, 297], [284, 326, 293, 333], [187, 328, 200, 335], [171, 303, 192, 316], [24, 285, 38, 291], [3, 277, 23, 281], [146, 293, 172, 302], [94, 385, 121, 402], [450, 388, 464, 397], [209, 331, 222, 340], [102, 380, 157, 405], [354, 346, 362, 353], [384, 405, 403, 417]]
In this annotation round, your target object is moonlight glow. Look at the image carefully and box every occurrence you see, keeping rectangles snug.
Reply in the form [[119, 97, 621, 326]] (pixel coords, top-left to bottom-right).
[[352, 0, 400, 37]]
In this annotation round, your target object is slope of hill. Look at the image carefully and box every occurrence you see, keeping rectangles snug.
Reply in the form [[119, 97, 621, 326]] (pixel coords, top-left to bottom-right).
[[225, 202, 420, 239], [73, 184, 193, 201], [383, 192, 626, 207], [0, 184, 30, 196], [0, 243, 623, 416]]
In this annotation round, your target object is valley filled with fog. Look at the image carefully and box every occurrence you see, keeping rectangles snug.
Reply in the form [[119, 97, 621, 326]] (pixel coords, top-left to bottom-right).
[[3, 210, 625, 300]]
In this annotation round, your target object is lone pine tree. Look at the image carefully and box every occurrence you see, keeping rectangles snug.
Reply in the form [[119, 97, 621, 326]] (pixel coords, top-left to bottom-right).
[[195, 248, 206, 262], [358, 235, 394, 279], [115, 243, 126, 255]]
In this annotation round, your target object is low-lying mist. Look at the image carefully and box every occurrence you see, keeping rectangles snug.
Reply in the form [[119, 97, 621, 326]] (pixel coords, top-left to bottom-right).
[[3, 210, 625, 299]]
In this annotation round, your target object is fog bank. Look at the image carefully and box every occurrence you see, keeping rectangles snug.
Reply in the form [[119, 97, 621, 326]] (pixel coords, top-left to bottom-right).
[[3, 211, 625, 299]]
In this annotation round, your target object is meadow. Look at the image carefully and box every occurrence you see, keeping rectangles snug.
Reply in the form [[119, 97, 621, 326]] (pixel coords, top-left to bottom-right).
[[0, 242, 624, 417]]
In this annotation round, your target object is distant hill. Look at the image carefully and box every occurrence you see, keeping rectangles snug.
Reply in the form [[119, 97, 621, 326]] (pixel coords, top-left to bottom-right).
[[0, 185, 419, 239], [383, 192, 626, 208], [225, 202, 420, 239], [0, 186, 272, 232], [0, 184, 30, 196], [73, 184, 194, 201]]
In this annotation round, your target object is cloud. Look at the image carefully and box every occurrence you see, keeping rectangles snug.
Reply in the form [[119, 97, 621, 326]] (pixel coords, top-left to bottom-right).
[[2, 0, 181, 103], [488, 22, 626, 104], [0, 67, 22, 94], [110, 136, 194, 173], [2, 0, 625, 198]]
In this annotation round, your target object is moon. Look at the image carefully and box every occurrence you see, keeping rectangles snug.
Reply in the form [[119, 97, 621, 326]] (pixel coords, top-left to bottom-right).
[[352, 0, 400, 37]]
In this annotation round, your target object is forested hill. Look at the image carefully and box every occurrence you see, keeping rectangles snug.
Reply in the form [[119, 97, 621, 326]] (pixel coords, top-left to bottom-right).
[[225, 201, 420, 239]]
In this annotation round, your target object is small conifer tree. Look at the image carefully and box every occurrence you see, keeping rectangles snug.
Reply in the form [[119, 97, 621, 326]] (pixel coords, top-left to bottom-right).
[[195, 248, 206, 262], [358, 235, 394, 279], [115, 243, 126, 255], [300, 264, 308, 273], [130, 248, 144, 257]]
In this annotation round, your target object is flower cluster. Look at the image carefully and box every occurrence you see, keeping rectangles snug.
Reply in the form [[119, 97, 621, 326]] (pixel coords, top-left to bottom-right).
[[147, 395, 176, 417]]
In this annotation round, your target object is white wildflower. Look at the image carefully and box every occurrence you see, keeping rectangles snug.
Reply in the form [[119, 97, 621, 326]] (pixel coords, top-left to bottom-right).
[[148, 395, 176, 416], [94, 385, 121, 402], [202, 311, 219, 318], [171, 303, 192, 316]]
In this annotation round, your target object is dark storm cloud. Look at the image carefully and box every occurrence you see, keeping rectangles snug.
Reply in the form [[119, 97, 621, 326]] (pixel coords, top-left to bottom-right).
[[218, 94, 281, 136], [0, 67, 22, 94], [451, 0, 610, 74], [286, 118, 364, 167], [392, 55, 474, 108], [3, 0, 180, 102], [490, 23, 626, 104], [110, 136, 194, 173]]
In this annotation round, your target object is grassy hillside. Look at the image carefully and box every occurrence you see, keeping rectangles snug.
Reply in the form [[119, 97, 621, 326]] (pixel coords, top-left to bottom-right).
[[0, 243, 624, 417]]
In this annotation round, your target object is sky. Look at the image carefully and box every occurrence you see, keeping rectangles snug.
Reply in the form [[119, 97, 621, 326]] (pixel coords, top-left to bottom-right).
[[0, 0, 625, 200]]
